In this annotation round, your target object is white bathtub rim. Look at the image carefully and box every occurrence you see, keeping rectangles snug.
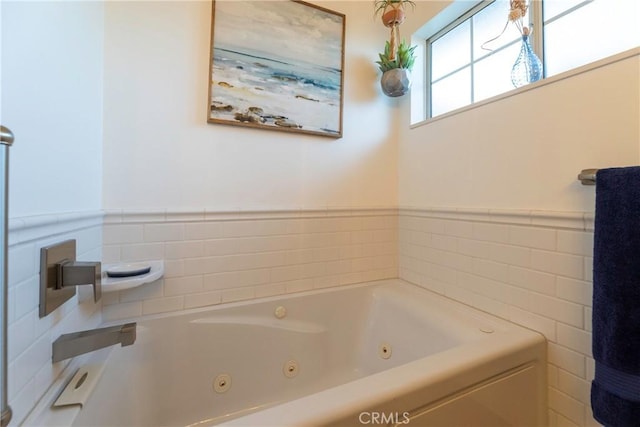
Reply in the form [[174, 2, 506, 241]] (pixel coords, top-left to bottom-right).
[[219, 329, 545, 426], [27, 329, 544, 427]]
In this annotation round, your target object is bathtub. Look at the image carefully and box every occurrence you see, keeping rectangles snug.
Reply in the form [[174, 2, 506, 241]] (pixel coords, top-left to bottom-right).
[[25, 279, 546, 426]]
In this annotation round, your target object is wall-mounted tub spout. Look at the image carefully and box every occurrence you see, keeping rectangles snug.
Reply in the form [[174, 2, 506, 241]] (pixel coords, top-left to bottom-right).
[[52, 323, 137, 363]]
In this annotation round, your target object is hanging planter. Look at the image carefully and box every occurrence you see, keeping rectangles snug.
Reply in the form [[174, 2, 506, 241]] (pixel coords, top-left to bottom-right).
[[380, 68, 412, 97], [374, 0, 416, 24], [381, 7, 406, 27], [374, 0, 417, 97], [376, 39, 416, 97]]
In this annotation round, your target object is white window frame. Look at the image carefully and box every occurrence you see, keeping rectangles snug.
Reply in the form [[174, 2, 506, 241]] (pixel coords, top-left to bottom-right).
[[423, 0, 601, 119]]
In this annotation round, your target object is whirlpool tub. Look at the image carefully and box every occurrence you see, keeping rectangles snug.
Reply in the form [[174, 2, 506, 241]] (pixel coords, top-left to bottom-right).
[[26, 279, 546, 426]]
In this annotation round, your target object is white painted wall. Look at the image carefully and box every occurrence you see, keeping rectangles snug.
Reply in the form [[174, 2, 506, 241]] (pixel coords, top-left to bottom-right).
[[399, 2, 640, 212], [2, 2, 105, 424], [1, 1, 104, 217], [102, 1, 398, 211], [399, 54, 640, 212]]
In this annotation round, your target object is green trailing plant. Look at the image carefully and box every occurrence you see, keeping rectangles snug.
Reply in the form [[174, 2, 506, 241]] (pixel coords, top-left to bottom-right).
[[376, 39, 417, 72], [374, 0, 416, 17]]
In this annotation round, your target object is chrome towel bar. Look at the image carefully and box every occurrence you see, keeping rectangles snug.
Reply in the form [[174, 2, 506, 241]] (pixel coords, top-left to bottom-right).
[[0, 126, 12, 427], [0, 126, 14, 146], [578, 168, 598, 185]]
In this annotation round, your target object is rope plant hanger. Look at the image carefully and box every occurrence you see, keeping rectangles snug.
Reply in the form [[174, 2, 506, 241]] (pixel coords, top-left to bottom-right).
[[374, 0, 417, 97]]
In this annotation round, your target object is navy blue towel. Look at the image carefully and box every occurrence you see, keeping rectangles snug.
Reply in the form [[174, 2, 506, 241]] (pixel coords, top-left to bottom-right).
[[591, 167, 640, 426]]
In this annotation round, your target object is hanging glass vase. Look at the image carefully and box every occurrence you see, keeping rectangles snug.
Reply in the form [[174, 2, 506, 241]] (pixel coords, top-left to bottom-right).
[[510, 34, 542, 88]]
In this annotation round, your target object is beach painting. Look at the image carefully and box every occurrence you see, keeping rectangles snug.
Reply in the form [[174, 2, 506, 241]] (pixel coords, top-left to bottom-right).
[[207, 0, 345, 138]]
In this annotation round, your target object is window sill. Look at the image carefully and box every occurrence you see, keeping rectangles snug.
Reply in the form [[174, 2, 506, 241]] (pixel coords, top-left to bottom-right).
[[410, 47, 639, 129]]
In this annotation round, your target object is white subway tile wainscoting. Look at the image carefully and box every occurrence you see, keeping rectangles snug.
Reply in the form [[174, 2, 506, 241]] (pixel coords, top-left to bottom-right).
[[7, 212, 103, 425], [7, 207, 600, 427], [101, 209, 399, 322], [399, 207, 596, 427]]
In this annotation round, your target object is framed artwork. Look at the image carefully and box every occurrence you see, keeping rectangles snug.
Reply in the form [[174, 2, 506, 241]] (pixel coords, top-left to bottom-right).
[[207, 0, 345, 138]]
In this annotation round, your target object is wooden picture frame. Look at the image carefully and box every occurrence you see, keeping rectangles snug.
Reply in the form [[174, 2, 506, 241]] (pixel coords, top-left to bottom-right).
[[207, 0, 345, 138]]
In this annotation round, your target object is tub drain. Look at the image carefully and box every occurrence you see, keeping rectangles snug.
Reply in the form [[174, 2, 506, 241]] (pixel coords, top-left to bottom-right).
[[379, 343, 392, 359], [213, 374, 231, 393], [283, 360, 299, 378]]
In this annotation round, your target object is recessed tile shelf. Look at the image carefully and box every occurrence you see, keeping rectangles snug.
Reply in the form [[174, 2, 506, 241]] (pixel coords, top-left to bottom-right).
[[102, 260, 164, 293]]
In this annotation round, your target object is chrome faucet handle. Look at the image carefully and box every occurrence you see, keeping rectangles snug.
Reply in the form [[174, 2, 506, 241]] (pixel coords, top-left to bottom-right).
[[57, 260, 102, 302], [40, 240, 102, 318]]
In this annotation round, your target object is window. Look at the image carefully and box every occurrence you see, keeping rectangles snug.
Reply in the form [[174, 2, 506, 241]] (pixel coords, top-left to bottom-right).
[[425, 0, 640, 119], [543, 0, 639, 75]]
